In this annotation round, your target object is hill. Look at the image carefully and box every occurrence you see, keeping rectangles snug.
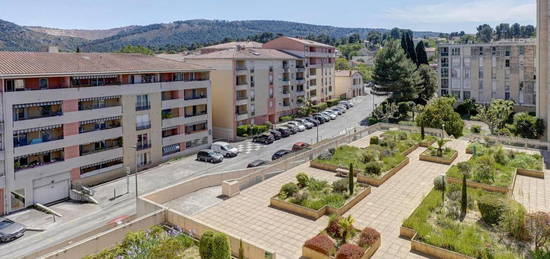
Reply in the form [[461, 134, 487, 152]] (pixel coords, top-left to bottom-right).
[[26, 26, 138, 40], [0, 19, 87, 51]]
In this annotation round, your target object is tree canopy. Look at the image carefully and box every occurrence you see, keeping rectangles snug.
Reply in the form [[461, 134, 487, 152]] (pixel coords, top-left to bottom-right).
[[416, 97, 464, 138], [117, 45, 155, 55], [473, 99, 514, 135]]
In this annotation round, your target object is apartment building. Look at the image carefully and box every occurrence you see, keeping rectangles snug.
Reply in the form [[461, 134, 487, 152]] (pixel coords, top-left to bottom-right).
[[538, 0, 550, 140], [200, 41, 263, 54], [335, 70, 364, 99], [438, 41, 537, 110], [263, 36, 337, 104], [0, 52, 212, 215], [163, 48, 303, 140]]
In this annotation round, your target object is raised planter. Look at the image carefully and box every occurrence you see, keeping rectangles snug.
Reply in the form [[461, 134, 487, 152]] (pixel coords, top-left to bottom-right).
[[270, 185, 371, 220], [400, 227, 475, 259], [517, 168, 545, 179], [419, 150, 458, 165], [302, 232, 381, 259], [357, 157, 410, 187], [310, 160, 341, 172], [446, 169, 518, 195], [399, 226, 416, 240]]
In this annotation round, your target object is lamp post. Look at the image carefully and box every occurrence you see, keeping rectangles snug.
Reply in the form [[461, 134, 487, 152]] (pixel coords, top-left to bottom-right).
[[129, 146, 139, 199]]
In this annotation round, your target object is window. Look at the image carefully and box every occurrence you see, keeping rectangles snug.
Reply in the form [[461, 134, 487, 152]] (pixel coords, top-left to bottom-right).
[[505, 92, 511, 100], [39, 78, 48, 89], [451, 48, 461, 56], [463, 91, 471, 100], [441, 89, 449, 96], [451, 90, 461, 99], [441, 79, 449, 89], [15, 79, 25, 91], [479, 80, 484, 90], [137, 133, 150, 150], [479, 68, 484, 79], [137, 152, 151, 167], [136, 95, 150, 111], [519, 46, 525, 55], [136, 114, 151, 130], [478, 47, 484, 56], [505, 59, 510, 68], [441, 68, 449, 78], [505, 47, 511, 57]]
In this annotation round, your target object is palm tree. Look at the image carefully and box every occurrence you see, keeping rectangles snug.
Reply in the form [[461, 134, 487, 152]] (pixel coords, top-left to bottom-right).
[[436, 138, 447, 157], [338, 215, 355, 243]]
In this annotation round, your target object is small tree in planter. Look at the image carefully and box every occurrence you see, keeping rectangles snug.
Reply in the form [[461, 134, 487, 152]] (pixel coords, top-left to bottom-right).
[[349, 163, 354, 195], [457, 162, 472, 219], [338, 215, 355, 244], [436, 138, 447, 157]]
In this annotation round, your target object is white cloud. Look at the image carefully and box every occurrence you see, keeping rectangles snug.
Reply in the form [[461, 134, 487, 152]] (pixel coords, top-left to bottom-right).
[[385, 0, 536, 25]]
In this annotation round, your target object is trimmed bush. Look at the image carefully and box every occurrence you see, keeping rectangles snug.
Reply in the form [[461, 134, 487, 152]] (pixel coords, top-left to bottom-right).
[[335, 244, 364, 259], [477, 195, 506, 225], [433, 175, 446, 191], [279, 183, 298, 199], [251, 125, 268, 135], [313, 102, 328, 112], [279, 115, 293, 122], [367, 117, 379, 126], [364, 162, 382, 176], [304, 234, 336, 256], [332, 179, 348, 193], [199, 230, 231, 259], [296, 173, 309, 188], [471, 125, 481, 133], [370, 136, 379, 145], [236, 125, 250, 137], [358, 227, 380, 248]]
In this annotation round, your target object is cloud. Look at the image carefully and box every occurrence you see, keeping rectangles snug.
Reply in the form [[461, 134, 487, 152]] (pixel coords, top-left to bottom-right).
[[385, 0, 536, 25]]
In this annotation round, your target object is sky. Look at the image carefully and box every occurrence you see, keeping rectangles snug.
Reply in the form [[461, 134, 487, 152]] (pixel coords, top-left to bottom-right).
[[0, 0, 536, 33]]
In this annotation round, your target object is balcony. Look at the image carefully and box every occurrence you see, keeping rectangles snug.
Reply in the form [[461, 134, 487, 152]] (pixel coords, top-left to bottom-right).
[[13, 103, 63, 121], [136, 104, 151, 111], [184, 93, 207, 101], [136, 142, 151, 151], [79, 97, 121, 111], [79, 118, 121, 134], [14, 149, 64, 172], [14, 126, 64, 148], [80, 138, 123, 157], [80, 159, 124, 178], [136, 122, 152, 131]]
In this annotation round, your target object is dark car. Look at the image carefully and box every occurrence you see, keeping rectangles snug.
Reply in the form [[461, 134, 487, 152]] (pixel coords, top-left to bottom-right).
[[268, 129, 282, 140], [253, 134, 274, 144], [247, 160, 268, 168], [272, 149, 293, 160], [292, 142, 310, 152], [0, 218, 25, 243], [276, 127, 291, 138], [305, 117, 320, 126], [314, 113, 330, 123], [312, 115, 326, 124], [284, 125, 298, 134], [196, 149, 224, 163]]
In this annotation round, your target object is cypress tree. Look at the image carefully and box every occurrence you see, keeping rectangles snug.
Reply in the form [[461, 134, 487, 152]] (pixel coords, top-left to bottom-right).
[[406, 33, 417, 65], [415, 41, 429, 65], [349, 163, 354, 195]]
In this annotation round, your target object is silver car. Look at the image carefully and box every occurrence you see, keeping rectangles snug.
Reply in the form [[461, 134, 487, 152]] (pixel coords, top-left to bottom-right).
[[0, 218, 25, 242], [286, 121, 305, 132]]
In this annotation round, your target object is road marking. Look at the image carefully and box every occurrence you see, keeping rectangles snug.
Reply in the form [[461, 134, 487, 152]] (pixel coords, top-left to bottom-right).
[[236, 142, 264, 154]]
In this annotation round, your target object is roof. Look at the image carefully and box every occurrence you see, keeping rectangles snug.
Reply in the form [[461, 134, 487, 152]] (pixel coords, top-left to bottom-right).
[[0, 51, 209, 77], [425, 48, 437, 52], [335, 70, 361, 77], [281, 37, 335, 48], [202, 41, 263, 50], [182, 48, 299, 60]]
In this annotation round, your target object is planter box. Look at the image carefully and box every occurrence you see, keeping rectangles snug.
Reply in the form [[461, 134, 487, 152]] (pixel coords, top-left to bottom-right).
[[517, 168, 545, 179], [357, 157, 410, 187], [446, 169, 518, 195], [419, 139, 436, 148], [399, 226, 416, 240], [401, 144, 419, 156], [310, 160, 341, 172], [270, 185, 371, 220], [411, 233, 474, 259], [302, 233, 381, 259], [419, 150, 458, 165]]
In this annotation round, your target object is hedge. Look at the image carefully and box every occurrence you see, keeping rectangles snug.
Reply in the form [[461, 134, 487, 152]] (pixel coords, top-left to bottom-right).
[[236, 124, 269, 137]]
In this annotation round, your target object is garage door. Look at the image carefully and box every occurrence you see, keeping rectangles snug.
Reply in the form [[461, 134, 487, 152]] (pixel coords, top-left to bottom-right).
[[33, 179, 69, 205]]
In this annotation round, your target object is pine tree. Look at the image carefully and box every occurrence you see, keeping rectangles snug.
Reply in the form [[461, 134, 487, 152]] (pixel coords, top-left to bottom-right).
[[415, 41, 428, 65]]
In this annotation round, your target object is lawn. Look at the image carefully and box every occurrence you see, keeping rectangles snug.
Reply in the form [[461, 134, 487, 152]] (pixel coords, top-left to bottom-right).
[[403, 184, 528, 258]]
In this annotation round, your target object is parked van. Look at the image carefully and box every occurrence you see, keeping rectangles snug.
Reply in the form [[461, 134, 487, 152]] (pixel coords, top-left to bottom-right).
[[211, 142, 239, 158]]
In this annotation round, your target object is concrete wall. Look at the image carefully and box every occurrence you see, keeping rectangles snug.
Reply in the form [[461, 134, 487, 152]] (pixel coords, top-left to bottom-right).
[[538, 0, 550, 140]]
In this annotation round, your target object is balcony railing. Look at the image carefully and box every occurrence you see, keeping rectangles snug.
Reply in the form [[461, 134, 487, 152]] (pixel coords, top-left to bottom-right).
[[14, 135, 64, 147], [14, 111, 63, 121], [136, 104, 151, 111], [184, 95, 207, 101], [236, 66, 248, 71], [237, 95, 248, 100], [137, 143, 152, 151], [79, 123, 121, 134], [80, 145, 122, 157], [185, 111, 208, 118], [136, 123, 152, 131], [79, 103, 120, 111]]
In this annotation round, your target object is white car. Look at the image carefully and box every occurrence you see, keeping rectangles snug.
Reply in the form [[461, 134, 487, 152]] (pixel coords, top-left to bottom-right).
[[294, 119, 314, 129], [322, 111, 337, 120], [286, 121, 305, 132], [211, 142, 239, 158]]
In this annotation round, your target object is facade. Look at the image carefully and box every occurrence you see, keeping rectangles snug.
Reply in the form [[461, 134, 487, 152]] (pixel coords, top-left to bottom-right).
[[165, 48, 303, 140], [335, 70, 364, 99], [538, 0, 550, 140], [0, 52, 212, 215], [263, 36, 337, 104], [438, 41, 537, 110]]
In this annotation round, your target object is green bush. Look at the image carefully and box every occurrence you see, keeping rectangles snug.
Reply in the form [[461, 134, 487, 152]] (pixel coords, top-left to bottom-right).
[[327, 99, 340, 107], [364, 162, 382, 176], [251, 125, 268, 135], [367, 117, 379, 126], [279, 115, 294, 122], [199, 230, 231, 259], [499, 200, 527, 240], [494, 147, 509, 165], [362, 149, 379, 163], [236, 125, 250, 137], [477, 195, 506, 225], [312, 102, 328, 112], [296, 173, 309, 188], [470, 125, 481, 134], [433, 175, 446, 191], [279, 183, 299, 199], [369, 136, 379, 145], [332, 179, 348, 193]]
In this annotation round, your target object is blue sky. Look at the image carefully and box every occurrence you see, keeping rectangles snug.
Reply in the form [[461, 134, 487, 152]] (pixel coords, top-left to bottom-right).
[[1, 0, 536, 33]]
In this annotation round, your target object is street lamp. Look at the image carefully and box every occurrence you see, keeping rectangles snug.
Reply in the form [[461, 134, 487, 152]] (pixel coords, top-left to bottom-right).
[[129, 146, 139, 199]]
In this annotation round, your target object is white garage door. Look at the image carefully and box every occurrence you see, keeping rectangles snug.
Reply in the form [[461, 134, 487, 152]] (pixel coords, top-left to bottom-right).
[[33, 179, 69, 205]]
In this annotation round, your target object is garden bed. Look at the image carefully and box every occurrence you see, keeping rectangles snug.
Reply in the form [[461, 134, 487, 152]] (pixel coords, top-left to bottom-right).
[[303, 216, 381, 259], [270, 173, 371, 220], [419, 147, 458, 165], [356, 157, 409, 186], [402, 185, 529, 259]]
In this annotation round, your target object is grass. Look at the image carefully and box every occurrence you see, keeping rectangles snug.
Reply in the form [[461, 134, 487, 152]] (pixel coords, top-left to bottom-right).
[[422, 147, 457, 159], [446, 155, 516, 188], [403, 185, 523, 259]]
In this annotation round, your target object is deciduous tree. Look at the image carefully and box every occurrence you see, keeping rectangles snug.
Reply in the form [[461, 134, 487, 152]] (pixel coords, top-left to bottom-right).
[[473, 99, 514, 135], [416, 97, 464, 138]]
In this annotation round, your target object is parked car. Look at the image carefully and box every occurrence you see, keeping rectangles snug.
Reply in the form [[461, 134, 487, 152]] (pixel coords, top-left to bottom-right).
[[211, 142, 239, 158], [335, 106, 347, 113], [247, 160, 268, 168], [313, 114, 328, 124], [305, 117, 320, 126], [196, 149, 224, 163], [295, 118, 314, 129], [340, 100, 353, 108], [272, 149, 293, 160], [268, 129, 282, 140], [276, 127, 291, 138], [253, 133, 274, 144], [329, 108, 343, 115], [0, 218, 25, 243], [322, 111, 337, 120], [284, 125, 299, 134], [292, 142, 311, 152], [287, 121, 306, 132]]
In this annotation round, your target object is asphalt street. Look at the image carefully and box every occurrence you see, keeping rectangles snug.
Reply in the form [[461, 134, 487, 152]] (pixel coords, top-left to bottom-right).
[[0, 93, 386, 258]]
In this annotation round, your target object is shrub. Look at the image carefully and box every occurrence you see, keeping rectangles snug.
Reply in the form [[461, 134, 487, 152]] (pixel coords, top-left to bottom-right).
[[499, 200, 527, 240], [369, 136, 379, 145], [199, 230, 231, 259], [471, 125, 481, 133], [236, 125, 250, 137], [279, 115, 293, 122], [296, 173, 309, 188], [433, 175, 446, 191], [290, 191, 309, 205], [364, 162, 382, 176], [307, 178, 330, 192], [279, 183, 298, 199], [251, 125, 268, 135], [326, 215, 343, 239], [327, 99, 340, 107], [494, 147, 509, 165], [335, 244, 364, 259], [398, 131, 408, 140], [318, 152, 333, 160], [474, 164, 495, 184], [526, 212, 550, 250], [358, 227, 380, 248], [304, 234, 336, 256], [332, 179, 348, 193], [362, 149, 380, 163], [367, 117, 379, 126], [329, 148, 336, 155], [477, 195, 506, 225]]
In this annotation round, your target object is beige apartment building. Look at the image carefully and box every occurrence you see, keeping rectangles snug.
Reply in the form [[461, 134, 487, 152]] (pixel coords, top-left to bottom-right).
[[164, 48, 303, 140], [263, 36, 337, 104], [335, 70, 364, 99], [0, 52, 212, 215], [538, 0, 550, 140], [438, 41, 537, 110]]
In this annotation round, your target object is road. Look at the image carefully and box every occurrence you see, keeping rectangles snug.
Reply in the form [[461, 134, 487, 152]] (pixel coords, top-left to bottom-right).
[[1, 93, 386, 258]]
